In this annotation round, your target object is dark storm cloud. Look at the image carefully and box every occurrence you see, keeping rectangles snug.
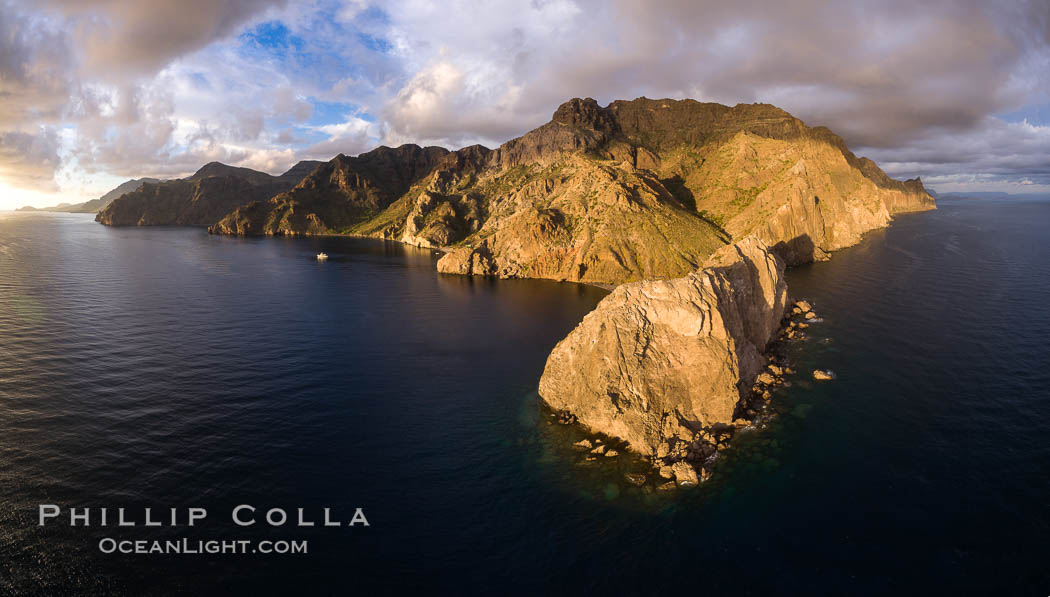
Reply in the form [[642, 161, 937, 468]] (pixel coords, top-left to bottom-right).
[[868, 116, 1050, 186], [38, 0, 286, 77], [2, 0, 1049, 202], [381, 0, 1050, 189]]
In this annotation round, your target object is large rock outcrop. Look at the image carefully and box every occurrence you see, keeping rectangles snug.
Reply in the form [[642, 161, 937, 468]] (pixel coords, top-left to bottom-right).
[[538, 237, 788, 456]]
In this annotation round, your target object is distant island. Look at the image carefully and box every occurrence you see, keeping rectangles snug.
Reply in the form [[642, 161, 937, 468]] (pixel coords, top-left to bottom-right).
[[17, 178, 159, 214], [933, 191, 1050, 201], [83, 97, 936, 486]]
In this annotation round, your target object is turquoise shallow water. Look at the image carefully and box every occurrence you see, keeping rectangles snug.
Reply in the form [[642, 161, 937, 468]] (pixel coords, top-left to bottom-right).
[[1, 199, 1048, 594]]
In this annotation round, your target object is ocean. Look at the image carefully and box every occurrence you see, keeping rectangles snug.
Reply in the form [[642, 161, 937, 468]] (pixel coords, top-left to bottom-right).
[[1, 198, 1048, 594]]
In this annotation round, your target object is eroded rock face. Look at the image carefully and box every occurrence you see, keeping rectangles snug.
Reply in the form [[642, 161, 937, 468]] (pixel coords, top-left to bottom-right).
[[537, 237, 788, 456], [434, 154, 726, 284]]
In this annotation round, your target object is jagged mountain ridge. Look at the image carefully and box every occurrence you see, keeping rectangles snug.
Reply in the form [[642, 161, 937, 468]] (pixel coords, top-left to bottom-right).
[[83, 96, 929, 285], [210, 145, 449, 235], [210, 97, 932, 284], [95, 160, 324, 226]]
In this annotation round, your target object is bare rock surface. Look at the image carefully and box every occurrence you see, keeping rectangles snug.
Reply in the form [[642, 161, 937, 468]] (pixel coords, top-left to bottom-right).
[[538, 236, 787, 457]]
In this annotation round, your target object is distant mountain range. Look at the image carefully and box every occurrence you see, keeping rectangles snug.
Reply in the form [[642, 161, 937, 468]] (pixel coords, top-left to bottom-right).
[[17, 178, 160, 213], [932, 191, 1050, 200], [15, 160, 326, 220], [94, 161, 324, 226], [14, 95, 931, 286]]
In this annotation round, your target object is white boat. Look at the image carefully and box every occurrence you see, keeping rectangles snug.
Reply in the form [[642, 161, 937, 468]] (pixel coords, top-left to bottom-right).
[[316, 252, 328, 261]]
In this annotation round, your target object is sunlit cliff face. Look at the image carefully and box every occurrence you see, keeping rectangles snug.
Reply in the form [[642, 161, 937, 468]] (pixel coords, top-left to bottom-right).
[[1, 0, 1049, 209]]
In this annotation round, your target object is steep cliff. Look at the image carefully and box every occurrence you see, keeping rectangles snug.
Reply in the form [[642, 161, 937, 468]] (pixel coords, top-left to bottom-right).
[[406, 152, 729, 283], [538, 237, 788, 458], [95, 162, 322, 227]]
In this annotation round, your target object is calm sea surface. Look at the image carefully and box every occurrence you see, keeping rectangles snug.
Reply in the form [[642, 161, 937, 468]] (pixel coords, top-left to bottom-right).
[[1, 198, 1048, 595]]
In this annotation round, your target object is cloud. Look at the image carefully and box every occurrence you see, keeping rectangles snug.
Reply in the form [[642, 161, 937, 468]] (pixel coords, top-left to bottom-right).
[[383, 60, 530, 146], [300, 114, 380, 158], [0, 4, 78, 130], [0, 129, 62, 191], [39, 0, 286, 77], [375, 0, 1050, 189], [870, 116, 1050, 186], [375, 0, 1050, 196], [2, 0, 1050, 208], [379, 0, 581, 146]]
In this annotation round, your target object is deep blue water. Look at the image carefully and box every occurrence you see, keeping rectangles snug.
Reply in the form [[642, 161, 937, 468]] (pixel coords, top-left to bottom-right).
[[0, 199, 1048, 595]]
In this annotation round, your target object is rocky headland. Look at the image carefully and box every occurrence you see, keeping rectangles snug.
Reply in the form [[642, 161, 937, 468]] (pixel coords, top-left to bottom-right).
[[91, 96, 935, 487], [539, 236, 787, 459], [537, 237, 837, 487]]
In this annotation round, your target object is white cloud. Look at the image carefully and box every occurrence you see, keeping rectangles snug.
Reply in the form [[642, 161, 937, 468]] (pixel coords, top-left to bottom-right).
[[2, 0, 1050, 210], [301, 114, 381, 158], [866, 116, 1050, 187]]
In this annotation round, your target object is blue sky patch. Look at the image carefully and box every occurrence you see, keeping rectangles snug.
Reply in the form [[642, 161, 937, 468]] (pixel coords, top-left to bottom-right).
[[239, 21, 306, 54], [996, 102, 1050, 127]]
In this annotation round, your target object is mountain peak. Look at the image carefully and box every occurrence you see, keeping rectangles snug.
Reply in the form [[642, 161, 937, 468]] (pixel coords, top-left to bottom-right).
[[189, 162, 273, 184], [192, 161, 229, 175], [279, 160, 324, 180], [552, 97, 616, 131]]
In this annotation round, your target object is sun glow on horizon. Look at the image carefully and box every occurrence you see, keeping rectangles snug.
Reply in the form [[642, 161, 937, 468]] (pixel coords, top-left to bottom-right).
[[0, 182, 97, 212]]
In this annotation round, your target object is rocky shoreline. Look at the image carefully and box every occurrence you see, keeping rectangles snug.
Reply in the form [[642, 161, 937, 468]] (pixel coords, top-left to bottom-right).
[[542, 290, 823, 490], [83, 95, 932, 492], [537, 237, 782, 484]]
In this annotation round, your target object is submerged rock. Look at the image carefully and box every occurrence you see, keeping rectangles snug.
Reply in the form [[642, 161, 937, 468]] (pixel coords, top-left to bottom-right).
[[624, 473, 647, 486], [538, 237, 788, 457]]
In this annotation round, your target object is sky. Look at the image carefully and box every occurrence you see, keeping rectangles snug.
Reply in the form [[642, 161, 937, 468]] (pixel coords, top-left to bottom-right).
[[1, 0, 1048, 209]]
